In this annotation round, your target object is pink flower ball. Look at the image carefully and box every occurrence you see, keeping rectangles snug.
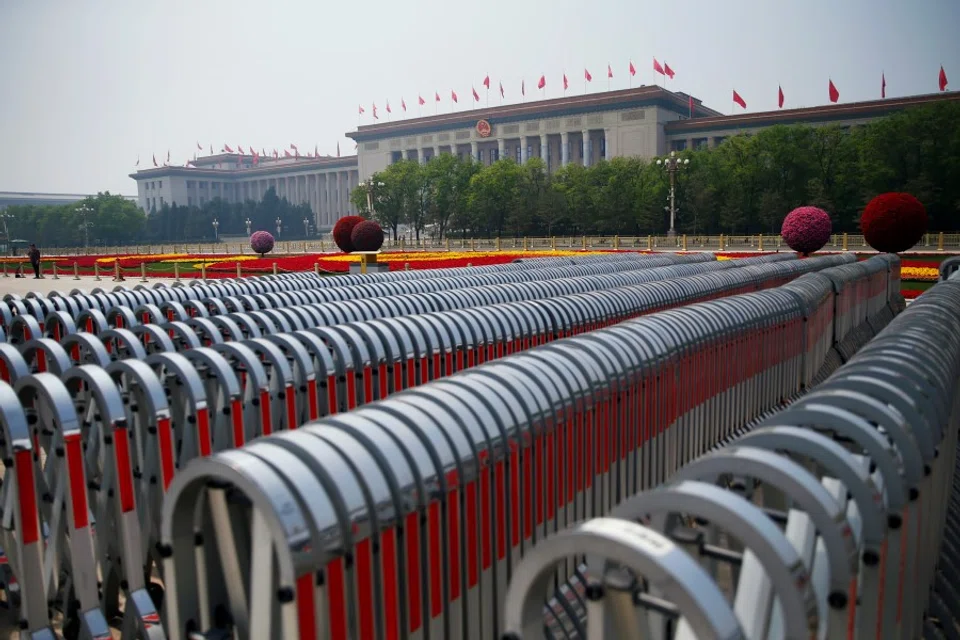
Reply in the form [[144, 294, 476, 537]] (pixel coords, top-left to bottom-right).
[[781, 206, 832, 255]]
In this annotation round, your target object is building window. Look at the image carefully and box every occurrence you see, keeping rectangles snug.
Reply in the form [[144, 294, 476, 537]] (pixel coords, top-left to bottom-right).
[[580, 140, 584, 157], [694, 138, 709, 150], [516, 146, 521, 162], [671, 140, 687, 152], [713, 136, 726, 146], [158, 181, 163, 189], [600, 138, 606, 157], [187, 180, 195, 188], [391, 151, 402, 163]]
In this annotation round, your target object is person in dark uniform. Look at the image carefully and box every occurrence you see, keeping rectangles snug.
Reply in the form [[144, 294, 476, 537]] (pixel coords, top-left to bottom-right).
[[27, 244, 41, 278]]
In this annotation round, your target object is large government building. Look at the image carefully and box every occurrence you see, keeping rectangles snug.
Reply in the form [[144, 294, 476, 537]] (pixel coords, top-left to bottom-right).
[[130, 86, 957, 231]]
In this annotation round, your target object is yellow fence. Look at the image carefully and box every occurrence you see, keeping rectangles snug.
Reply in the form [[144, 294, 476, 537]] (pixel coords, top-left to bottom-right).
[[43, 232, 960, 257]]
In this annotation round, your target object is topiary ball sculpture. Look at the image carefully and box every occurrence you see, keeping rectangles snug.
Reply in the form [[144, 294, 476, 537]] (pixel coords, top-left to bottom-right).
[[250, 230, 275, 257], [781, 206, 833, 255], [350, 220, 385, 252], [860, 192, 928, 253], [332, 215, 366, 253]]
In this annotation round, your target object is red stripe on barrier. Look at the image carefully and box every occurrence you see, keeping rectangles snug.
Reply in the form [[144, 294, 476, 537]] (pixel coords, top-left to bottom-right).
[[545, 430, 555, 521], [456, 350, 464, 372], [405, 512, 422, 632], [356, 537, 374, 640], [448, 488, 461, 600], [86, 318, 94, 332], [197, 409, 212, 457], [64, 433, 89, 529], [296, 572, 317, 640], [14, 449, 40, 545], [285, 385, 297, 429], [428, 502, 442, 618], [380, 529, 400, 640], [326, 376, 338, 415], [157, 417, 175, 491], [378, 364, 388, 400], [393, 363, 403, 396], [36, 349, 47, 373], [431, 354, 441, 381], [419, 358, 429, 386], [444, 352, 453, 378], [0, 359, 7, 382], [466, 480, 479, 586], [231, 398, 245, 447], [114, 427, 136, 513], [346, 372, 357, 410], [406, 360, 416, 389], [260, 389, 273, 436], [327, 558, 348, 640]]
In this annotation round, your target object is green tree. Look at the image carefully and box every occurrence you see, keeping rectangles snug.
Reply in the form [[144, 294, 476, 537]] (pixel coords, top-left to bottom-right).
[[467, 159, 526, 237]]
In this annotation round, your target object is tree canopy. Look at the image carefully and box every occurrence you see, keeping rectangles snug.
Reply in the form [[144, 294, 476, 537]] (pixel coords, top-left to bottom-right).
[[352, 101, 960, 238]]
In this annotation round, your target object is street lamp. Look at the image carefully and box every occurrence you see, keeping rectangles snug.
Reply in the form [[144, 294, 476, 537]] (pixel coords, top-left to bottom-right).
[[76, 204, 93, 248], [275, 217, 283, 238], [303, 216, 310, 237], [212, 218, 219, 242], [245, 218, 252, 236], [363, 178, 385, 215], [656, 151, 689, 238]]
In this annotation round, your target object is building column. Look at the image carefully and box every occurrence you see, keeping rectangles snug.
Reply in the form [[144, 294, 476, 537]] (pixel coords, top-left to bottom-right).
[[497, 138, 506, 163], [449, 143, 458, 156], [539, 134, 548, 161], [520, 136, 528, 163], [560, 132, 570, 166], [470, 141, 479, 162], [433, 145, 440, 159], [313, 174, 321, 225], [401, 149, 409, 160], [603, 128, 612, 160], [582, 130, 592, 167], [326, 173, 335, 225]]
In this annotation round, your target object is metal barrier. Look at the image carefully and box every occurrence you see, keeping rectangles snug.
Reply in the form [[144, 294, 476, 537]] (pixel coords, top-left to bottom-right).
[[145, 255, 898, 640], [507, 268, 960, 638]]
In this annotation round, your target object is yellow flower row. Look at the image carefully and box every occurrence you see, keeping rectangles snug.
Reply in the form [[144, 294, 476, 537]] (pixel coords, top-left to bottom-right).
[[324, 250, 607, 263], [901, 266, 939, 281], [95, 253, 190, 263]]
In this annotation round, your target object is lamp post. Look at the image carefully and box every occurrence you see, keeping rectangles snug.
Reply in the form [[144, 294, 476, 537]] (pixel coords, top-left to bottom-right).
[[0, 213, 12, 254], [76, 204, 93, 248], [303, 216, 310, 237], [212, 218, 219, 242], [363, 178, 385, 215], [275, 217, 282, 238], [656, 151, 689, 239], [245, 218, 252, 236]]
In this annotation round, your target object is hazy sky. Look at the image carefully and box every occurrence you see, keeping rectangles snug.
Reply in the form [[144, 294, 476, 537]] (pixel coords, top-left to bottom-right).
[[1, 0, 957, 196]]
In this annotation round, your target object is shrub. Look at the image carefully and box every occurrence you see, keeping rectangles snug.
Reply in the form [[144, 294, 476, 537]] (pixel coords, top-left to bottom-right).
[[351, 220, 385, 252], [860, 192, 928, 253], [250, 231, 275, 256], [332, 215, 366, 253], [780, 206, 832, 255]]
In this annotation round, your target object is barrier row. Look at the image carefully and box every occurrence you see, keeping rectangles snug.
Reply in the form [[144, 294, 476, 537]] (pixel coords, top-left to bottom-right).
[[1, 252, 714, 332], [512, 272, 959, 639], [0, 254, 877, 639], [142, 255, 899, 640]]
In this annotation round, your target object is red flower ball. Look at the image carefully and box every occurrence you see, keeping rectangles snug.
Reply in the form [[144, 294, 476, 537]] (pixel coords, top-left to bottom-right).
[[781, 206, 832, 255], [332, 215, 366, 253], [350, 220, 385, 252], [860, 192, 928, 254]]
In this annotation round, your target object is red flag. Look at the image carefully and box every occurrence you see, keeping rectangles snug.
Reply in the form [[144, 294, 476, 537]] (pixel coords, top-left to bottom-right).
[[224, 144, 234, 153], [209, 144, 213, 155], [563, 73, 568, 90], [386, 101, 392, 113], [653, 58, 665, 76], [664, 62, 675, 79], [451, 90, 458, 103], [629, 60, 636, 76], [483, 75, 490, 89], [358, 104, 365, 114], [472, 86, 480, 101], [881, 73, 886, 98], [196, 141, 202, 150], [290, 143, 298, 150], [828, 79, 840, 103], [238, 145, 245, 154], [152, 154, 158, 167], [584, 68, 592, 82], [939, 65, 948, 91], [778, 85, 784, 108], [435, 91, 440, 102], [373, 103, 379, 119], [688, 95, 694, 117], [732, 90, 747, 109], [401, 98, 407, 111], [537, 75, 546, 89], [273, 149, 278, 158], [337, 142, 341, 157], [284, 150, 292, 158], [418, 94, 426, 106], [607, 64, 613, 78], [499, 82, 504, 98], [522, 79, 526, 95]]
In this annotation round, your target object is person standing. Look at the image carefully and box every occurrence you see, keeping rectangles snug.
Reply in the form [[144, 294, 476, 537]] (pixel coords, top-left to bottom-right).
[[27, 243, 41, 279]]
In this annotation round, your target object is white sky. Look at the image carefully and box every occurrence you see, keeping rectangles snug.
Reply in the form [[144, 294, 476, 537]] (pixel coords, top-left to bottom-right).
[[0, 0, 957, 195]]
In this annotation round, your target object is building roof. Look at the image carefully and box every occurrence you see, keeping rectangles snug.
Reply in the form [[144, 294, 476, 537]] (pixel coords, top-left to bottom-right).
[[665, 91, 960, 135], [347, 86, 720, 142], [0, 191, 137, 209], [129, 154, 358, 181]]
